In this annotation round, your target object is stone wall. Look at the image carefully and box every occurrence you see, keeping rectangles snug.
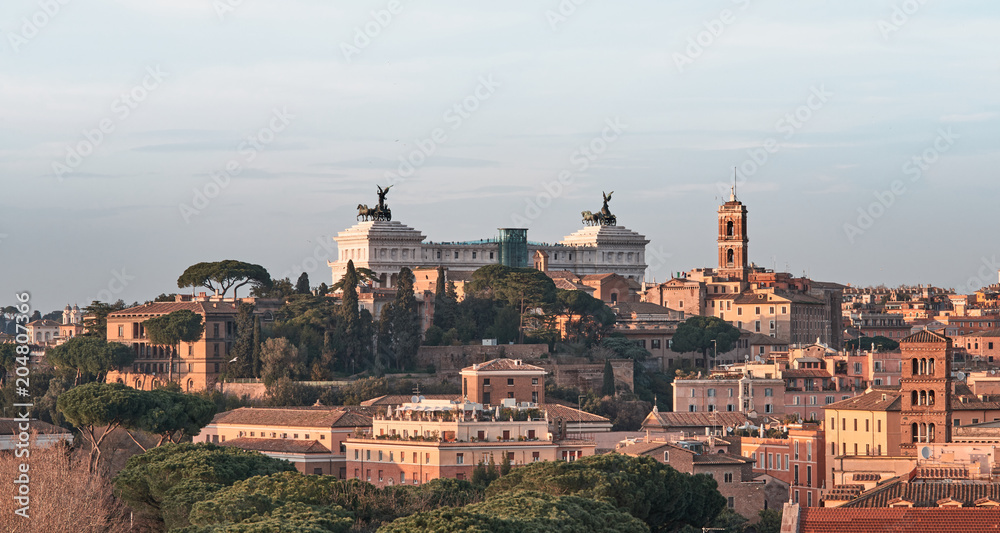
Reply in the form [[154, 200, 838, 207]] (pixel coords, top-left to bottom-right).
[[415, 344, 550, 377]]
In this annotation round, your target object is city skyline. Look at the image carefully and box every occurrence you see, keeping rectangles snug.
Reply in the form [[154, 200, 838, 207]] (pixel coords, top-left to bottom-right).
[[3, 0, 999, 312]]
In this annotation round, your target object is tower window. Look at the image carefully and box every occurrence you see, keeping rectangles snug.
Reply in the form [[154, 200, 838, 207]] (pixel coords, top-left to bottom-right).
[[726, 220, 734, 236], [727, 249, 734, 266]]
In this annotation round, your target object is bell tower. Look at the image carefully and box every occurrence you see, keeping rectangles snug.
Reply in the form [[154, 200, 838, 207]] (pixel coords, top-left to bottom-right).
[[899, 330, 952, 451], [717, 185, 749, 280]]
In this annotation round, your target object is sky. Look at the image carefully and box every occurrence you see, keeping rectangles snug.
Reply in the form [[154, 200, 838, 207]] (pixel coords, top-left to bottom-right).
[[2, 0, 999, 314]]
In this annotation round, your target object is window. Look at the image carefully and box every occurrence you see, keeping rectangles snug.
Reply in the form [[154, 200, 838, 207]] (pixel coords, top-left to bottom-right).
[[825, 396, 834, 404], [794, 441, 800, 460], [400, 472, 405, 483], [724, 472, 733, 483], [765, 404, 773, 413], [854, 362, 862, 374], [854, 419, 858, 431], [727, 497, 734, 509], [689, 405, 697, 412], [807, 442, 812, 461], [507, 392, 514, 399], [707, 389, 716, 397], [764, 388, 773, 397], [483, 378, 490, 386], [651, 339, 661, 349], [728, 388, 734, 397], [531, 378, 538, 385], [784, 454, 789, 470], [507, 378, 514, 386], [877, 420, 882, 432], [663, 451, 669, 462], [768, 454, 773, 469], [118, 325, 124, 337], [727, 404, 734, 411], [378, 451, 383, 461], [456, 453, 464, 465], [865, 420, 869, 432]]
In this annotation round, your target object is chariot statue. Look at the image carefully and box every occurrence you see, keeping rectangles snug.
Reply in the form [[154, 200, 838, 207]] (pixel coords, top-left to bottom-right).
[[358, 185, 393, 221], [581, 191, 616, 226]]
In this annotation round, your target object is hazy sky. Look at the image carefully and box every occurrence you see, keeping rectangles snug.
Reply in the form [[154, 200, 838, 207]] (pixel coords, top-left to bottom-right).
[[3, 0, 999, 313]]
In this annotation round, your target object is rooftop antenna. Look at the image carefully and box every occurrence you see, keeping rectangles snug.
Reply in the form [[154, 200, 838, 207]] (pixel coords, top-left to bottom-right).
[[731, 167, 737, 201]]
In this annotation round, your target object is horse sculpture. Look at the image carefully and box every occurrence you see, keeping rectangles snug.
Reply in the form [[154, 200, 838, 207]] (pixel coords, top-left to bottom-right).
[[357, 204, 375, 221], [581, 210, 601, 226]]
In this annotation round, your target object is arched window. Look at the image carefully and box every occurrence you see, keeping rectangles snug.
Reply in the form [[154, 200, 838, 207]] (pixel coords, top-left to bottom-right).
[[726, 249, 735, 266], [911, 390, 918, 407], [920, 390, 927, 406], [920, 423, 927, 443], [920, 358, 927, 375], [911, 423, 919, 443], [726, 220, 734, 236], [928, 390, 935, 406], [912, 359, 919, 375], [187, 379, 194, 392], [928, 423, 936, 442], [929, 358, 935, 375]]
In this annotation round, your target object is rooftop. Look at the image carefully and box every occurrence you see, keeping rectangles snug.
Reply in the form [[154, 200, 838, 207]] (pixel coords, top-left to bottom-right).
[[798, 506, 1000, 533], [218, 438, 331, 454], [209, 407, 373, 428], [462, 358, 546, 373]]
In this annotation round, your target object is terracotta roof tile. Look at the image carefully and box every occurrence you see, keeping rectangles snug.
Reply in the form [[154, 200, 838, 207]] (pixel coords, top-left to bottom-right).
[[782, 369, 833, 378], [108, 301, 242, 317], [462, 358, 546, 372], [841, 478, 1000, 508], [643, 410, 750, 430], [902, 330, 949, 344], [799, 506, 1000, 533], [210, 407, 372, 428], [542, 403, 612, 423], [826, 390, 902, 411], [219, 437, 331, 454]]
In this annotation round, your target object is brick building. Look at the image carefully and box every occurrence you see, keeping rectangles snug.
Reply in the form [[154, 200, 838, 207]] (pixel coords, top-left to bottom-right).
[[461, 358, 546, 406], [740, 422, 826, 508], [617, 439, 779, 518]]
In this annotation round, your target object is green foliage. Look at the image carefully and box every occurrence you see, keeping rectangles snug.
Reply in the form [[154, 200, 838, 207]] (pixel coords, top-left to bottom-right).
[[137, 389, 217, 445], [755, 509, 782, 533], [178, 260, 273, 298], [389, 267, 420, 370], [113, 443, 297, 530], [581, 394, 650, 432], [46, 335, 135, 385], [57, 382, 149, 471], [472, 459, 500, 488], [252, 277, 295, 299], [185, 472, 353, 532], [144, 310, 205, 347], [422, 325, 444, 346], [602, 359, 616, 396], [432, 266, 457, 331], [82, 299, 129, 338], [379, 490, 649, 533], [670, 316, 741, 367], [230, 303, 256, 379], [845, 335, 900, 352], [259, 338, 306, 386], [486, 454, 725, 532], [296, 272, 312, 295], [558, 289, 617, 346]]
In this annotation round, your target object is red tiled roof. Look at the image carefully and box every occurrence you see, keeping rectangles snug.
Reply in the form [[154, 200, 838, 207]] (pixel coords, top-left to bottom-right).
[[902, 330, 949, 344], [782, 369, 833, 379], [219, 438, 331, 454], [643, 410, 750, 430], [692, 453, 751, 465], [210, 407, 372, 428], [542, 403, 612, 424], [462, 358, 546, 373], [826, 390, 901, 412], [27, 319, 60, 327], [841, 479, 1000, 508], [108, 301, 243, 317], [799, 506, 1000, 533]]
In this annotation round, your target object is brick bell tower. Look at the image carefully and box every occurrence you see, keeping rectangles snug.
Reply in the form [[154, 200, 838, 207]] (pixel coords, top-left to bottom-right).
[[899, 330, 952, 452], [717, 185, 749, 280]]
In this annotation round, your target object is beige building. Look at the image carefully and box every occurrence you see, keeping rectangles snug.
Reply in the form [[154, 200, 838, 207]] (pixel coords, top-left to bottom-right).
[[202, 406, 373, 478], [344, 397, 595, 487], [105, 294, 280, 391]]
